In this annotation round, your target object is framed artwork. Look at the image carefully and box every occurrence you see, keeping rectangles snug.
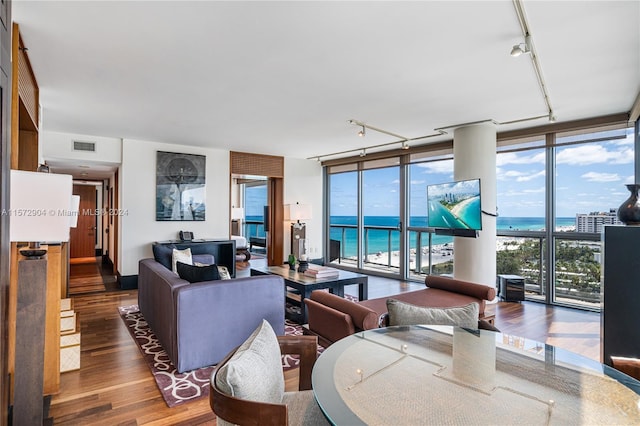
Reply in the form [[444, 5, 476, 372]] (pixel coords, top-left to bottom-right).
[[156, 151, 206, 221]]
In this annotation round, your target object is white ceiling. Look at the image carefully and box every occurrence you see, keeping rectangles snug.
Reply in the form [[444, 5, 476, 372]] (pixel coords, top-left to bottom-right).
[[12, 1, 640, 173]]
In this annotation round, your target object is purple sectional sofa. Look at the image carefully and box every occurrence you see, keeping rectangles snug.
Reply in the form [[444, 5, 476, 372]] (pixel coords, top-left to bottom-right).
[[138, 256, 285, 373]]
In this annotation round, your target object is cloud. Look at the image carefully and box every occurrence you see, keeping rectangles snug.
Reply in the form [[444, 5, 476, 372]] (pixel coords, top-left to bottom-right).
[[497, 151, 545, 166], [497, 167, 545, 182], [498, 187, 544, 197], [556, 144, 633, 166], [414, 159, 453, 174], [581, 171, 620, 182], [516, 170, 545, 182]]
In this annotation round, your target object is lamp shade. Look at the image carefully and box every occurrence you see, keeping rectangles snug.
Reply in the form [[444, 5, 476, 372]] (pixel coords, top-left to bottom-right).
[[284, 203, 312, 222], [231, 207, 245, 220], [10, 170, 74, 242], [69, 195, 81, 228]]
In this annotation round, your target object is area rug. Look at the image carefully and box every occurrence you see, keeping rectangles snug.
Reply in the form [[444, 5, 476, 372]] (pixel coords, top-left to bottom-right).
[[118, 305, 316, 408]]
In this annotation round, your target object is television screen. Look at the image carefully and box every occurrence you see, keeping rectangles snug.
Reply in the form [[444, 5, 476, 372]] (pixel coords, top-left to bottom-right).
[[427, 178, 482, 230]]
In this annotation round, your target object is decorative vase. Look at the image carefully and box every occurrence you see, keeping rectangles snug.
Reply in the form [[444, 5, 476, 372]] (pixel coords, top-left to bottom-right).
[[617, 184, 640, 225]]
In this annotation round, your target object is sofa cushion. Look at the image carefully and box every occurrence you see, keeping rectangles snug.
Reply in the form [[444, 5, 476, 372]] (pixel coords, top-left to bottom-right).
[[152, 243, 175, 270], [386, 299, 479, 330], [215, 319, 284, 404], [172, 248, 192, 273], [176, 261, 220, 283]]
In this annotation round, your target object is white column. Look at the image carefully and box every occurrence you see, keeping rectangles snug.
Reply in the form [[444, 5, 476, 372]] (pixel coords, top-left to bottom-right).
[[452, 123, 497, 287]]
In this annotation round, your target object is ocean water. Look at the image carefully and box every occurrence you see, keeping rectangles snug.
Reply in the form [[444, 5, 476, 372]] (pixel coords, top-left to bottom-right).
[[330, 216, 575, 257], [245, 214, 575, 258]]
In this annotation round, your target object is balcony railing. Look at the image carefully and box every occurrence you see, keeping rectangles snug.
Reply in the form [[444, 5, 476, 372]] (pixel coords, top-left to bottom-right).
[[329, 223, 602, 310], [243, 219, 266, 238]]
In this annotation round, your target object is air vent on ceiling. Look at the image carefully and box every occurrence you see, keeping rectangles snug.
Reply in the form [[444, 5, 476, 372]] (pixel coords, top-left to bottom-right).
[[73, 140, 96, 152]]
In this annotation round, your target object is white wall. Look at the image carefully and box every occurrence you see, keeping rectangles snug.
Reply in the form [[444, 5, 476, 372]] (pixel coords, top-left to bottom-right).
[[40, 130, 121, 165], [119, 139, 230, 276], [283, 158, 323, 262]]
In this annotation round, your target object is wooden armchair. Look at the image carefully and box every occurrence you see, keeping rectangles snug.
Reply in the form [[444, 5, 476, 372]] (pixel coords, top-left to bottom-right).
[[611, 356, 640, 381], [210, 331, 328, 426]]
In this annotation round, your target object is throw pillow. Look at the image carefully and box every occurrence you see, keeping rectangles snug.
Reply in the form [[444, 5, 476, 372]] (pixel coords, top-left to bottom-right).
[[176, 261, 220, 283], [215, 319, 284, 404], [152, 244, 175, 270], [172, 248, 192, 273], [386, 299, 479, 330], [217, 265, 231, 280]]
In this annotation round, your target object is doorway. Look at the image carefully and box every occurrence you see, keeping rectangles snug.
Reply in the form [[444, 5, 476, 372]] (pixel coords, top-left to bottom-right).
[[230, 151, 284, 265], [68, 181, 115, 295]]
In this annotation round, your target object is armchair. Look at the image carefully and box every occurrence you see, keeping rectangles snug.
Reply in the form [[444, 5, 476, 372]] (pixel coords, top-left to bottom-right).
[[210, 320, 327, 425], [304, 290, 379, 347]]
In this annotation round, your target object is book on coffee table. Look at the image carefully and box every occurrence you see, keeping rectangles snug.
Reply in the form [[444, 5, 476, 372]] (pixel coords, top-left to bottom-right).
[[303, 266, 339, 279]]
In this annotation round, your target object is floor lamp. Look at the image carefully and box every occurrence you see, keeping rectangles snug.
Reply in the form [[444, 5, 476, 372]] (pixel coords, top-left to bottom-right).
[[9, 170, 73, 425], [284, 202, 311, 261]]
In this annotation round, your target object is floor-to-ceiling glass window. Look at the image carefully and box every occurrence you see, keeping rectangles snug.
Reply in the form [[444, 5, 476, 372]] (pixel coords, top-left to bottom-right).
[[361, 159, 401, 274], [407, 153, 454, 279], [552, 126, 634, 309], [328, 165, 358, 267], [324, 121, 635, 312], [496, 138, 547, 302]]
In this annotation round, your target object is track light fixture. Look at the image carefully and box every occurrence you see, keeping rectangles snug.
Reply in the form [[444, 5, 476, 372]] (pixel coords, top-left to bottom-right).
[[358, 126, 366, 137], [510, 34, 531, 57], [401, 141, 409, 150], [359, 148, 366, 157]]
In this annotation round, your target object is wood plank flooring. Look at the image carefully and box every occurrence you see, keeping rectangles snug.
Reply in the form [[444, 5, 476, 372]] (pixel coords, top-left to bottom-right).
[[49, 258, 600, 424], [68, 257, 116, 295]]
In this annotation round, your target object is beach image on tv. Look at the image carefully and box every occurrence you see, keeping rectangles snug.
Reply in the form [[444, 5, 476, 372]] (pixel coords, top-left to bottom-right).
[[427, 179, 482, 230]]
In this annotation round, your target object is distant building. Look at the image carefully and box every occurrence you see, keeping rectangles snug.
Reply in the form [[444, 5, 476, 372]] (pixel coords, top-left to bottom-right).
[[576, 209, 621, 233]]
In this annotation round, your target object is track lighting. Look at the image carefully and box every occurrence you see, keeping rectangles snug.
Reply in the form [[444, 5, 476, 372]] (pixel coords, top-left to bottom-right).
[[401, 141, 409, 150], [510, 34, 531, 57], [358, 126, 366, 137], [359, 149, 366, 157]]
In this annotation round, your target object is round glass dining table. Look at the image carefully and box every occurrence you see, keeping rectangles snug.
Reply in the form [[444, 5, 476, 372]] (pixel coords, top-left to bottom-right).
[[312, 325, 640, 425]]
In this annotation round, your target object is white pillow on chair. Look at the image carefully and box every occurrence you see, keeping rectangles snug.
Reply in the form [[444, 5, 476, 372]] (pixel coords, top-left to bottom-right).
[[215, 319, 284, 404]]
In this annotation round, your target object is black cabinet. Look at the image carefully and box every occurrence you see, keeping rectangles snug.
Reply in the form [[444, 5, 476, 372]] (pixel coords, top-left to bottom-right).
[[602, 226, 640, 366], [497, 274, 525, 302]]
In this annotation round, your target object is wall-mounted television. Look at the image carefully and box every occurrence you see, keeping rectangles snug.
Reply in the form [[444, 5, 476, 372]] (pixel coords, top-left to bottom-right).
[[427, 178, 482, 237]]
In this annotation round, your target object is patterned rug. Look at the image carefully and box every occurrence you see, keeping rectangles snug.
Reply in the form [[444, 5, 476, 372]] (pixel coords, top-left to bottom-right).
[[118, 304, 314, 408]]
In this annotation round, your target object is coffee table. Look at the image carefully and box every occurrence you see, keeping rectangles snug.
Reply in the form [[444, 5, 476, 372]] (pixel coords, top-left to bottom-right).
[[250, 265, 368, 323]]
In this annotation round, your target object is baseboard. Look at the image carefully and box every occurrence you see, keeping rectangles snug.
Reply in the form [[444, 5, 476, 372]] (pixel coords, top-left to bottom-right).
[[118, 273, 138, 290]]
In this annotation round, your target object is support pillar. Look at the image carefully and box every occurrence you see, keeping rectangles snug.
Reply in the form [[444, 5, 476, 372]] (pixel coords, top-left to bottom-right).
[[453, 123, 497, 287]]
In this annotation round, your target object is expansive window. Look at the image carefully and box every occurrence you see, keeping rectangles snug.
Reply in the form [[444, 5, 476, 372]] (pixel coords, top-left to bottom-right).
[[325, 121, 635, 312], [496, 139, 547, 302], [551, 127, 633, 308], [408, 157, 454, 279], [362, 165, 400, 273], [329, 169, 358, 266]]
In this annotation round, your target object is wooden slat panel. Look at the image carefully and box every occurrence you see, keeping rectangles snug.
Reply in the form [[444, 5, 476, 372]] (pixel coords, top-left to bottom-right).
[[16, 33, 38, 130], [230, 151, 284, 178]]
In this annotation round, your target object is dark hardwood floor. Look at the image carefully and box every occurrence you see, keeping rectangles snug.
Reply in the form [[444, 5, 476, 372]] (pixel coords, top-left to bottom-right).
[[50, 257, 600, 424]]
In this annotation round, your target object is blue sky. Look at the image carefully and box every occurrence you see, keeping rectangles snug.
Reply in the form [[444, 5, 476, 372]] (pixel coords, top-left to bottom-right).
[[330, 128, 634, 218]]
